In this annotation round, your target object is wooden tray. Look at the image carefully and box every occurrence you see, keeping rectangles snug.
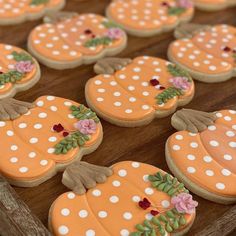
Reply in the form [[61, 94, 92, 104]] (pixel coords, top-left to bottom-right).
[[0, 0, 235, 235]]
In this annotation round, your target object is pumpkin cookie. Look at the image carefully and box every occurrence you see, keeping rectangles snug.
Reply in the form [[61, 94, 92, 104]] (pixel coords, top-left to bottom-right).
[[193, 0, 236, 11], [0, 43, 40, 99], [0, 0, 65, 25], [85, 56, 195, 127], [0, 95, 107, 187], [166, 108, 236, 204], [106, 0, 194, 37], [49, 161, 198, 236], [28, 12, 127, 69], [168, 23, 236, 83]]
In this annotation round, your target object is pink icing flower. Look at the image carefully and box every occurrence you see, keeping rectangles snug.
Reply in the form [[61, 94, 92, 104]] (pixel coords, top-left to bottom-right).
[[106, 28, 124, 40], [15, 61, 34, 73], [75, 119, 97, 135], [177, 0, 193, 8], [170, 76, 191, 90], [171, 193, 198, 214]]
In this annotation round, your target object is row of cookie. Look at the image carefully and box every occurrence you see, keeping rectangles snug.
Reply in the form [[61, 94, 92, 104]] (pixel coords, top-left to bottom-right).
[[0, 0, 235, 26]]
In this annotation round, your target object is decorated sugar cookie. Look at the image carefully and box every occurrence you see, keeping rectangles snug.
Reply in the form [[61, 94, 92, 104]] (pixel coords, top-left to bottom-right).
[[0, 95, 110, 187], [166, 108, 236, 204], [193, 0, 236, 11], [0, 0, 65, 25], [168, 23, 236, 83], [106, 0, 194, 37], [28, 12, 127, 69], [0, 43, 40, 99], [49, 161, 198, 236], [85, 56, 194, 127]]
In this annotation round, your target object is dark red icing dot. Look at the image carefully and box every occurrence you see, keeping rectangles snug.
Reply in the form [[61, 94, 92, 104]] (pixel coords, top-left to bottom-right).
[[63, 132, 69, 137], [223, 46, 231, 52], [150, 79, 159, 86], [84, 29, 92, 34], [139, 198, 151, 210], [150, 210, 159, 216], [161, 2, 169, 7], [160, 86, 166, 90], [53, 124, 64, 133], [91, 34, 96, 38]]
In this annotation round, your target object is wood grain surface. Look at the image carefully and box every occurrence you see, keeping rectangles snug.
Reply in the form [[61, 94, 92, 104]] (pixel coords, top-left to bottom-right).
[[0, 0, 236, 235]]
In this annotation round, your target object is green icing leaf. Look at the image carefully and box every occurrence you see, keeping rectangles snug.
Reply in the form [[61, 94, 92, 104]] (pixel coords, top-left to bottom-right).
[[54, 131, 90, 155], [168, 7, 186, 15], [30, 0, 49, 5], [102, 21, 120, 29], [148, 172, 189, 197], [0, 70, 24, 86], [70, 105, 100, 123], [167, 64, 191, 81], [11, 51, 33, 62], [84, 36, 113, 47], [156, 87, 183, 105]]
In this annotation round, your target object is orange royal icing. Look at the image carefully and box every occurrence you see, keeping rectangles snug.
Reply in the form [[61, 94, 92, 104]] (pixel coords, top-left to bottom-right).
[[0, 96, 102, 183], [106, 0, 194, 34], [86, 56, 194, 123], [28, 14, 127, 66], [0, 43, 39, 98], [168, 24, 236, 78], [50, 161, 195, 236], [0, 0, 65, 23], [168, 110, 236, 197]]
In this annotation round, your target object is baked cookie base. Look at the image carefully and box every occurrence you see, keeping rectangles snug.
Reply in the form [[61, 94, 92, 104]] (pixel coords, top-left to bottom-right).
[[27, 36, 127, 70], [168, 49, 236, 83], [0, 0, 66, 26], [4, 126, 103, 188], [194, 0, 236, 12], [85, 84, 194, 127], [0, 60, 41, 99], [106, 8, 194, 37], [165, 140, 236, 204]]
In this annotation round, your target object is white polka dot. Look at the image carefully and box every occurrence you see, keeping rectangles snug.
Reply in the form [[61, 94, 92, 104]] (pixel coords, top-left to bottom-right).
[[161, 200, 170, 208], [50, 106, 58, 111], [210, 140, 219, 147], [216, 183, 225, 190], [96, 97, 104, 102], [94, 80, 102, 85], [129, 97, 136, 102], [125, 109, 132, 114], [67, 192, 75, 199], [34, 123, 42, 129], [187, 154, 196, 160], [10, 157, 18, 163], [221, 169, 231, 176], [86, 230, 95, 236], [98, 88, 105, 93], [224, 154, 232, 160], [11, 145, 18, 151], [0, 121, 6, 127], [224, 116, 232, 121], [27, 152, 36, 159], [49, 136, 57, 142], [216, 112, 222, 118], [110, 81, 117, 86], [29, 137, 38, 144], [208, 125, 216, 131], [112, 180, 121, 187], [128, 86, 135, 91], [120, 229, 129, 236], [109, 196, 119, 203], [19, 123, 27, 128], [203, 156, 212, 163], [145, 188, 154, 195], [40, 160, 48, 166], [123, 212, 132, 220], [47, 148, 55, 154], [38, 112, 47, 118], [58, 225, 69, 235], [79, 210, 88, 218], [142, 91, 149, 96], [64, 101, 72, 106], [187, 167, 196, 173], [229, 142, 236, 148], [19, 167, 28, 173], [226, 131, 235, 137], [172, 145, 180, 150], [47, 96, 55, 101], [205, 170, 214, 176], [132, 196, 141, 202], [119, 74, 126, 79], [92, 189, 101, 197], [7, 130, 14, 136], [114, 102, 121, 107], [98, 211, 107, 218], [175, 135, 183, 140], [118, 169, 127, 177], [131, 162, 140, 168], [229, 110, 236, 114], [61, 208, 70, 216], [114, 92, 121, 97], [190, 142, 198, 148]]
